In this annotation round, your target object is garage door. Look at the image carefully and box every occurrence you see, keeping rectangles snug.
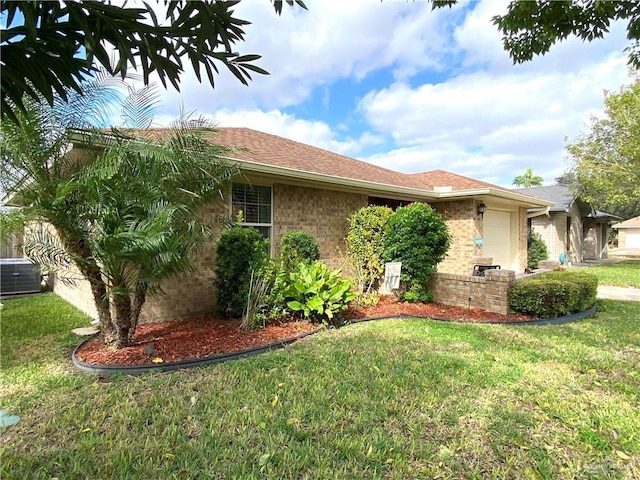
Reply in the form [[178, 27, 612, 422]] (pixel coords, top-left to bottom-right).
[[483, 210, 511, 269], [626, 231, 640, 248]]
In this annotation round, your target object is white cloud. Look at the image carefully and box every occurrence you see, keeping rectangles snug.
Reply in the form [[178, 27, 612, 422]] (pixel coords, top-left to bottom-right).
[[143, 0, 635, 189], [358, 50, 633, 186], [156, 0, 462, 115], [200, 108, 384, 157]]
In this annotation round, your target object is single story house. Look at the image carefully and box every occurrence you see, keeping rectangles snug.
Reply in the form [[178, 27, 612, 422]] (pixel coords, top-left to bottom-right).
[[612, 216, 640, 248], [515, 185, 618, 263], [52, 128, 551, 320]]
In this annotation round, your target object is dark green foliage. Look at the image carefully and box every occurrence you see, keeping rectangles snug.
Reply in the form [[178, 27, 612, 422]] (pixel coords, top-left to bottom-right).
[[279, 231, 320, 273], [275, 261, 356, 326], [509, 270, 598, 318], [215, 226, 270, 318], [1, 1, 307, 123], [527, 230, 548, 268], [346, 205, 393, 293], [383, 203, 450, 302], [491, 1, 640, 68], [430, 1, 640, 69]]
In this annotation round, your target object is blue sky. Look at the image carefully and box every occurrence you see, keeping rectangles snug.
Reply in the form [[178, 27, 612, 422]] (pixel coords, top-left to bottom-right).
[[23, 0, 631, 189]]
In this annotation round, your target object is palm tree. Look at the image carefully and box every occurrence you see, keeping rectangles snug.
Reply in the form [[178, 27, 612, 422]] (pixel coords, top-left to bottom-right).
[[1, 78, 239, 348], [513, 168, 544, 188]]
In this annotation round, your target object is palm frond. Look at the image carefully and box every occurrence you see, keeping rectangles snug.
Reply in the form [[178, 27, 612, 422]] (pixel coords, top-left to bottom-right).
[[22, 225, 82, 284], [121, 83, 161, 129]]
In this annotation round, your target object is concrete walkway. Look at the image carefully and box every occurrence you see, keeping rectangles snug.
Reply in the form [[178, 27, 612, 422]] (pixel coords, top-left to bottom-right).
[[569, 258, 639, 301], [574, 258, 640, 302], [597, 285, 640, 302], [608, 247, 640, 259]]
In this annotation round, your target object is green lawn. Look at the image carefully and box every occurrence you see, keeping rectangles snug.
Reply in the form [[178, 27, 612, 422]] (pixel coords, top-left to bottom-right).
[[577, 260, 640, 288], [1, 293, 639, 479]]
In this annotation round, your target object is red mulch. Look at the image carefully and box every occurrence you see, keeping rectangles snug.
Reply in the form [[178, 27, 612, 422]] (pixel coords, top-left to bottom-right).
[[74, 296, 534, 367], [345, 295, 534, 323]]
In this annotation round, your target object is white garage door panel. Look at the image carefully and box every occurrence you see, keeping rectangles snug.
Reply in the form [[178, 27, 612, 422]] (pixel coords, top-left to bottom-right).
[[626, 232, 640, 248], [483, 210, 511, 268]]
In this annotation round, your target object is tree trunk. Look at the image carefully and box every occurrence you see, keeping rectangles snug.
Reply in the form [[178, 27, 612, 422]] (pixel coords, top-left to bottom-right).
[[112, 294, 134, 349], [55, 227, 123, 349], [129, 289, 147, 344], [79, 262, 124, 348]]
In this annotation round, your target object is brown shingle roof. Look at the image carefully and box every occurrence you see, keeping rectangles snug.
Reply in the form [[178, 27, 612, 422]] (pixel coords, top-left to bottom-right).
[[411, 169, 512, 193], [115, 127, 518, 195], [209, 129, 511, 193], [208, 127, 428, 190]]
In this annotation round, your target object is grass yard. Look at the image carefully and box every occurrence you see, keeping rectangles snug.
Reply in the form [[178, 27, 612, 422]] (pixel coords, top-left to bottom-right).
[[1, 293, 639, 479], [577, 260, 640, 288]]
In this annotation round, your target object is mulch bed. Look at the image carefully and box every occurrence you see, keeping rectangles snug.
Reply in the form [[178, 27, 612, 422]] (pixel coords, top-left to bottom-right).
[[74, 296, 534, 367]]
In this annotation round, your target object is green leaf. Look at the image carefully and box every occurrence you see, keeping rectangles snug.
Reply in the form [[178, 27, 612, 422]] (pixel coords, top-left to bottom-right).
[[293, 280, 307, 294], [307, 295, 324, 313], [287, 300, 304, 311]]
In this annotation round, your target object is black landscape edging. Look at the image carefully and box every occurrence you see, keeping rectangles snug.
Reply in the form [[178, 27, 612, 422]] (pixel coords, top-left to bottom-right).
[[71, 328, 323, 376], [349, 304, 598, 326], [72, 305, 597, 375]]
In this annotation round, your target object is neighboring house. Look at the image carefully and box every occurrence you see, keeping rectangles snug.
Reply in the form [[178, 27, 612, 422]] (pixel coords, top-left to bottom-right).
[[515, 185, 617, 263], [51, 128, 551, 321], [612, 216, 640, 248]]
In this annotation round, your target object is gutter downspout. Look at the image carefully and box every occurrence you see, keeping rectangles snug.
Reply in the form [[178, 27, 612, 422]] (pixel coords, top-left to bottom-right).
[[527, 206, 550, 219]]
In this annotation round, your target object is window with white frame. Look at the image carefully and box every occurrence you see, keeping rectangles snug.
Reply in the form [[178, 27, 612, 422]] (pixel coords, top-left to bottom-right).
[[231, 183, 272, 240]]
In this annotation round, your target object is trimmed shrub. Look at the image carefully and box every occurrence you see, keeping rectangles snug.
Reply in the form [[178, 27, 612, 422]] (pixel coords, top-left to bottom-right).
[[509, 270, 598, 318], [346, 205, 393, 293], [383, 202, 450, 302], [276, 261, 356, 326], [527, 230, 548, 268], [280, 231, 320, 272], [214, 226, 270, 318]]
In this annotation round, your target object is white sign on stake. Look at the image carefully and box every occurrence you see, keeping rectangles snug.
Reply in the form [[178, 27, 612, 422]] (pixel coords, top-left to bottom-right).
[[384, 262, 402, 291]]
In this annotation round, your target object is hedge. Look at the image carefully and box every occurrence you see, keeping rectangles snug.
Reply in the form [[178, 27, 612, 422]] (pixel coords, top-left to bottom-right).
[[509, 270, 598, 318]]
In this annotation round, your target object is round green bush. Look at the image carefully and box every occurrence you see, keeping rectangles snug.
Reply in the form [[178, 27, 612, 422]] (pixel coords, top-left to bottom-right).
[[509, 270, 598, 318], [527, 230, 548, 268], [383, 202, 450, 302], [214, 226, 270, 318], [279, 231, 320, 272], [346, 205, 393, 293]]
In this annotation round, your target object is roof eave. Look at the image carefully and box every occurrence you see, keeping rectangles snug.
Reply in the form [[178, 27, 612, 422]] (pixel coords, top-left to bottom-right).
[[431, 187, 553, 207], [233, 158, 554, 207], [231, 157, 440, 199]]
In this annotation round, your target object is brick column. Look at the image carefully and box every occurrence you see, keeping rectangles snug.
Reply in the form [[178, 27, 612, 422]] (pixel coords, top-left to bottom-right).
[[483, 269, 515, 315]]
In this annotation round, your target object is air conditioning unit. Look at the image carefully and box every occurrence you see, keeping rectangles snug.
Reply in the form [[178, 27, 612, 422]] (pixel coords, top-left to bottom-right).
[[0, 259, 41, 296]]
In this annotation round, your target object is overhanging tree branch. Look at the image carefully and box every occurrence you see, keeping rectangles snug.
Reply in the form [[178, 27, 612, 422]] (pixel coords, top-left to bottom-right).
[[0, 0, 307, 123]]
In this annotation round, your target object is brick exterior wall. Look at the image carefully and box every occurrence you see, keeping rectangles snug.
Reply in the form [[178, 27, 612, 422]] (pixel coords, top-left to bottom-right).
[[273, 183, 368, 268], [50, 180, 526, 323], [530, 207, 584, 264], [429, 269, 516, 315], [54, 272, 98, 320], [431, 200, 481, 275], [517, 207, 528, 272]]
